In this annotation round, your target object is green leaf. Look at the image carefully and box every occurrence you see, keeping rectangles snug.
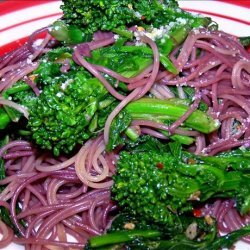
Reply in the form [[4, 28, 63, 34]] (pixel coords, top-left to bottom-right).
[[89, 45, 153, 79], [0, 109, 11, 130]]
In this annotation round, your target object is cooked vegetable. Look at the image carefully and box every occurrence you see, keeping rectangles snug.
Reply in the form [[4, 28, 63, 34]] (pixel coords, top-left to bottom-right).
[[112, 137, 250, 226], [107, 98, 219, 150], [0, 44, 219, 156], [86, 211, 250, 249], [126, 98, 217, 133], [57, 0, 212, 43], [86, 226, 250, 249]]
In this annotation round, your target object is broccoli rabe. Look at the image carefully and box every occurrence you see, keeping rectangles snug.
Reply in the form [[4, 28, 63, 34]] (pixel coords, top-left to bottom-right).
[[86, 211, 250, 250], [0, 42, 219, 155], [107, 98, 219, 151], [85, 212, 214, 249], [86, 226, 250, 249], [28, 70, 111, 156], [0, 45, 152, 155], [57, 0, 212, 43], [24, 44, 157, 155], [3, 47, 119, 156], [112, 137, 250, 227]]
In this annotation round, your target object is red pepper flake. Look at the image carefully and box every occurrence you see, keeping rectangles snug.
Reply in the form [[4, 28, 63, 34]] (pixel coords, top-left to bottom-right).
[[141, 15, 146, 20], [156, 162, 164, 169], [193, 208, 202, 217]]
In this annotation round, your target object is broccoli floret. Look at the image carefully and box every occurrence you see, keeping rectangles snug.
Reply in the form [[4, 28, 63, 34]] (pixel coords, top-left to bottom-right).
[[27, 70, 111, 156], [112, 140, 190, 226], [26, 44, 156, 156], [112, 137, 250, 227], [2, 72, 110, 157], [58, 0, 212, 42], [0, 47, 115, 155]]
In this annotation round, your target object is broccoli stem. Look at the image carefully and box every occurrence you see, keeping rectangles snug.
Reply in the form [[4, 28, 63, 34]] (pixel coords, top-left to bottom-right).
[[171, 135, 194, 145], [186, 148, 250, 172], [112, 28, 133, 40], [159, 53, 178, 74], [125, 98, 219, 134], [2, 83, 31, 96], [3, 106, 21, 122], [0, 83, 33, 128], [87, 225, 250, 250], [89, 230, 161, 248], [133, 225, 250, 250], [207, 224, 250, 250], [161, 130, 195, 145], [18, 130, 32, 136], [220, 172, 242, 191], [125, 127, 140, 141], [0, 109, 11, 129], [168, 26, 190, 47]]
